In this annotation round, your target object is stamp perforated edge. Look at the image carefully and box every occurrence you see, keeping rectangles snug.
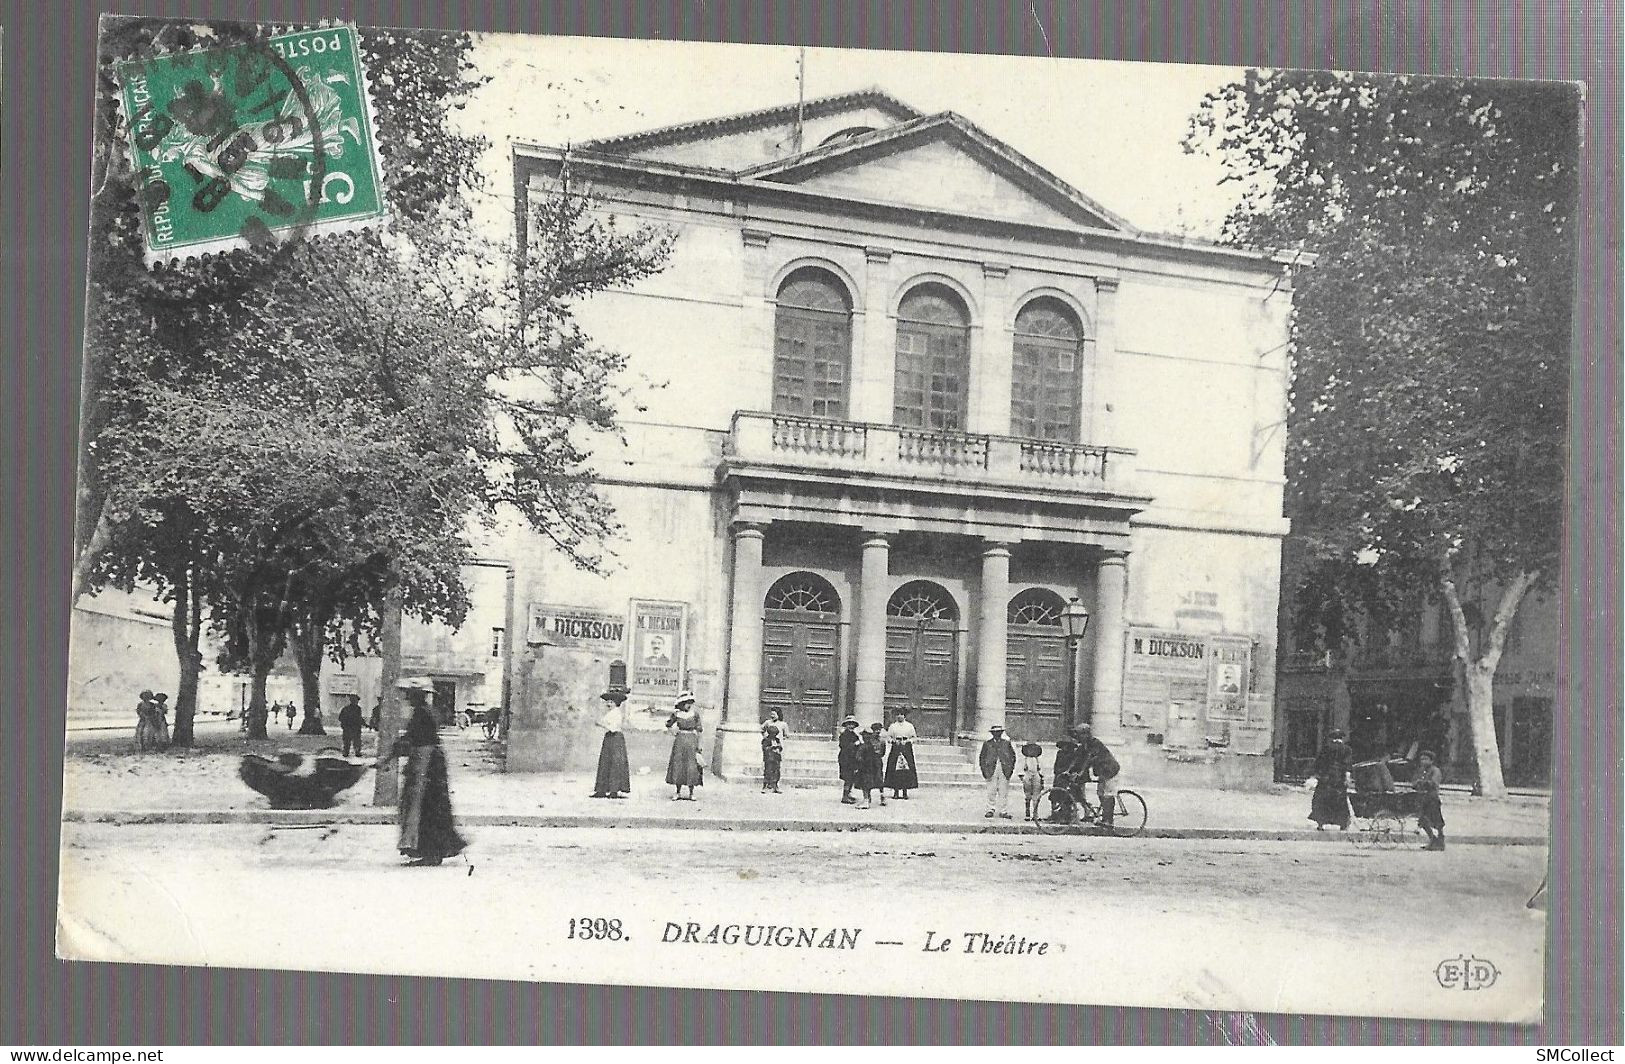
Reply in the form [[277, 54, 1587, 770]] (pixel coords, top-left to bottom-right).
[[108, 19, 392, 269]]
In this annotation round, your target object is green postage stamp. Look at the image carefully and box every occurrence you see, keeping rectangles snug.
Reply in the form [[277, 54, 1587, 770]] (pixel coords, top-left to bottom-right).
[[115, 25, 388, 264]]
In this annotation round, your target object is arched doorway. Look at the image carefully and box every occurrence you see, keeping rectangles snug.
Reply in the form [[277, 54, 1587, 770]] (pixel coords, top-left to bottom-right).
[[760, 572, 842, 735], [883, 580, 960, 738], [1004, 588, 1069, 740]]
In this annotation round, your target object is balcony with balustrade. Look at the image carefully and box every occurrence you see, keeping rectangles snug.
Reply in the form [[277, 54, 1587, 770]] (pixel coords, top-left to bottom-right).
[[720, 411, 1149, 547]]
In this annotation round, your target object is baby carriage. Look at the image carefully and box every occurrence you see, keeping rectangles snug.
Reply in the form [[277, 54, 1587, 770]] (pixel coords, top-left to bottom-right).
[[1348, 757, 1423, 846], [239, 749, 370, 810]]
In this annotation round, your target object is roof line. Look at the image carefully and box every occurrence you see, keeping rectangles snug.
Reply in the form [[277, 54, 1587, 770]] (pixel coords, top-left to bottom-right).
[[579, 88, 922, 153], [741, 110, 1139, 235], [514, 145, 1295, 269]]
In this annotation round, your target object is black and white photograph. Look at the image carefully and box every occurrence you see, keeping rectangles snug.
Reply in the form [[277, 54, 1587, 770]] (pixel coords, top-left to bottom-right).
[[56, 16, 1576, 1023]]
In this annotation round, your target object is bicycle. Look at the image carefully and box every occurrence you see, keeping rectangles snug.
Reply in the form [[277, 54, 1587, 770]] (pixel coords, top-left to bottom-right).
[[1035, 777, 1148, 837]]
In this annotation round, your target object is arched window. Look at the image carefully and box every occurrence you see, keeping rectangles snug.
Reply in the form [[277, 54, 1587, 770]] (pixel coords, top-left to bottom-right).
[[1007, 588, 1066, 626], [887, 580, 959, 622], [1011, 298, 1084, 442], [774, 268, 853, 419], [894, 284, 970, 432], [765, 572, 840, 615]]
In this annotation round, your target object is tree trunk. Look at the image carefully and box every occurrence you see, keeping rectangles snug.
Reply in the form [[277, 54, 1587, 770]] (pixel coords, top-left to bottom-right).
[[291, 619, 328, 736], [373, 583, 404, 806], [242, 599, 286, 741], [1439, 562, 1539, 799], [168, 565, 204, 748], [1461, 663, 1504, 797], [72, 497, 115, 605]]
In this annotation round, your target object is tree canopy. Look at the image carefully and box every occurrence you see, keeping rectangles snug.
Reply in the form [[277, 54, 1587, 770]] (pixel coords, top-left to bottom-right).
[[77, 19, 672, 741], [1186, 69, 1578, 793]]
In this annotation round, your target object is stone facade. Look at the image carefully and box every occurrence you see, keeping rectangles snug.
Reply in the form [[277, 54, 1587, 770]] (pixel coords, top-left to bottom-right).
[[501, 91, 1297, 790]]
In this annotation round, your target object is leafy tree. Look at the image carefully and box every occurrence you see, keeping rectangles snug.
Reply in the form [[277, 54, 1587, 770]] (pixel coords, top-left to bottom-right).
[[1187, 70, 1577, 794], [77, 18, 672, 748]]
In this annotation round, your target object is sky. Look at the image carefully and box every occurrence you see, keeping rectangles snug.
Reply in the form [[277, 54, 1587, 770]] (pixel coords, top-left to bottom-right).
[[454, 32, 1250, 242]]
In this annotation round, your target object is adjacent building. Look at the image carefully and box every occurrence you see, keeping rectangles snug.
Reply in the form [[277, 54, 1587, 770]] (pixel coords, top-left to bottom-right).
[[502, 90, 1298, 789]]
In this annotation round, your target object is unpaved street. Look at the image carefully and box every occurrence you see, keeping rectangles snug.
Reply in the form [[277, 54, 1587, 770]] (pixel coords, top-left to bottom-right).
[[56, 822, 1546, 1022]]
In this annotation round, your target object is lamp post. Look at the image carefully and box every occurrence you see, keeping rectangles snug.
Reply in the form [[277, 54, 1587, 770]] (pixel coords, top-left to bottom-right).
[[1061, 597, 1092, 731]]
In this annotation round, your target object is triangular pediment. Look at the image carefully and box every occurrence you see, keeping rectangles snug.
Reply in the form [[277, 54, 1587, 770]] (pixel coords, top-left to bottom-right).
[[744, 115, 1132, 233], [581, 90, 922, 172]]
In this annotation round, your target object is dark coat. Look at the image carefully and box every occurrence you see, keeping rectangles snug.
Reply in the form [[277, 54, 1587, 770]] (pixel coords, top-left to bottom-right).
[[979, 736, 1016, 779], [338, 702, 364, 732], [1077, 736, 1120, 781], [837, 728, 861, 782]]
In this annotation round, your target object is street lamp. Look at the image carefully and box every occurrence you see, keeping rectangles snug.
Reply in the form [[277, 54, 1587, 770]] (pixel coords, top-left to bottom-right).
[[1061, 597, 1091, 730]]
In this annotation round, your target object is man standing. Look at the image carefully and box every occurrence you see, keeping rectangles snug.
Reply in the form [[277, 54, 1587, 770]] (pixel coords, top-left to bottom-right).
[[1072, 723, 1122, 831], [338, 694, 365, 757], [979, 724, 1017, 819]]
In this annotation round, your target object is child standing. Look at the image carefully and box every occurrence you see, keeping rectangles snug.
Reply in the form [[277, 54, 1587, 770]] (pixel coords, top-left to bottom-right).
[[1414, 749, 1446, 851], [1019, 741, 1045, 821]]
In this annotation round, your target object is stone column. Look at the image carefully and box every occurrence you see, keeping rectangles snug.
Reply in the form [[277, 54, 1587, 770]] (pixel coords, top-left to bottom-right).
[[723, 524, 766, 726], [1089, 276, 1120, 446], [973, 541, 1012, 737], [716, 523, 766, 778], [973, 262, 1012, 436], [1088, 551, 1128, 744], [855, 247, 895, 423], [853, 533, 892, 721]]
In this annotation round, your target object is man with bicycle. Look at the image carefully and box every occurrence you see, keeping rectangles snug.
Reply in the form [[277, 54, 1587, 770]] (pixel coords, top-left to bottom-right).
[[1060, 723, 1121, 831]]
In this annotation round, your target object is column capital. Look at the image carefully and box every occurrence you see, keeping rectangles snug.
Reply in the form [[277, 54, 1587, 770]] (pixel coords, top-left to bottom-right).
[[731, 521, 767, 541], [979, 540, 1015, 558], [860, 532, 893, 550], [1093, 275, 1121, 293], [982, 261, 1011, 279], [1096, 550, 1129, 566], [741, 228, 772, 248], [864, 245, 894, 264]]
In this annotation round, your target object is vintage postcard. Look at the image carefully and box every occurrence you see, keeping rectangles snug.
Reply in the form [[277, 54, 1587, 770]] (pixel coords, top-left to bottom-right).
[[58, 17, 1572, 1023]]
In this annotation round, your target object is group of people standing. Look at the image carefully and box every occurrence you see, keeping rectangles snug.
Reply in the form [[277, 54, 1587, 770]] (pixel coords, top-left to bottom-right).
[[836, 709, 919, 807], [134, 690, 171, 751], [977, 721, 1121, 825]]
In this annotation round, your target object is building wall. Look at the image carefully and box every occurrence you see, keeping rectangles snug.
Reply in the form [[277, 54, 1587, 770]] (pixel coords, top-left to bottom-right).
[[507, 143, 1293, 788]]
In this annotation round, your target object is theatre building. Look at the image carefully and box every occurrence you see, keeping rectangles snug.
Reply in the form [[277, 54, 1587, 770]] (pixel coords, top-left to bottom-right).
[[502, 91, 1297, 790]]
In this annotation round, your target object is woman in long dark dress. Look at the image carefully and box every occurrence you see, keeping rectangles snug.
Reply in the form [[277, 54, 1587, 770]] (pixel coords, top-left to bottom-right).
[[760, 709, 787, 794], [837, 716, 861, 805], [1308, 728, 1354, 830], [664, 691, 703, 801], [591, 699, 631, 799], [383, 679, 468, 866]]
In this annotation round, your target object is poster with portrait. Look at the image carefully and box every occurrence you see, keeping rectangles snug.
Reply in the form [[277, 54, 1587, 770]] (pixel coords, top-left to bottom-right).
[[629, 599, 687, 697]]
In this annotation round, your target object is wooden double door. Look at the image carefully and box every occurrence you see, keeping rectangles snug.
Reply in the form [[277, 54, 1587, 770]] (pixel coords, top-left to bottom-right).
[[1004, 628, 1068, 740], [883, 619, 959, 738], [760, 609, 841, 735]]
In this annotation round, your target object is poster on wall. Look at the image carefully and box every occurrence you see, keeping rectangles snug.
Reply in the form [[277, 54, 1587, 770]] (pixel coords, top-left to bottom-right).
[[629, 600, 688, 696], [527, 603, 627, 652], [1206, 637, 1253, 722]]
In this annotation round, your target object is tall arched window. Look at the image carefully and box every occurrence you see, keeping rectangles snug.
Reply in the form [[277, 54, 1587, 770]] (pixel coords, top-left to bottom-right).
[[774, 268, 853, 419], [894, 284, 970, 432], [1011, 298, 1084, 442]]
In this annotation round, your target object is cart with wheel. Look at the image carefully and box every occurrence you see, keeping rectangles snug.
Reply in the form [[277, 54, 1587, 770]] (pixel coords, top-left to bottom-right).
[[1348, 757, 1423, 845]]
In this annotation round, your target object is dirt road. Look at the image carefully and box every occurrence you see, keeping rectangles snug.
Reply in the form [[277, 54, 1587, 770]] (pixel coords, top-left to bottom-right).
[[55, 821, 1546, 1023]]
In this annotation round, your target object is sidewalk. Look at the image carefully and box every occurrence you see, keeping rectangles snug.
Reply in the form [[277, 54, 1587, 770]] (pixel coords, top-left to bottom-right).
[[60, 726, 1551, 844]]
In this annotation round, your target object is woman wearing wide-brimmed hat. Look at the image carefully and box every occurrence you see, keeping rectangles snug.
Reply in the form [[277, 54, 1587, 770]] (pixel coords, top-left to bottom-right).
[[1308, 727, 1354, 830], [837, 715, 861, 805], [664, 691, 704, 801], [379, 676, 468, 866]]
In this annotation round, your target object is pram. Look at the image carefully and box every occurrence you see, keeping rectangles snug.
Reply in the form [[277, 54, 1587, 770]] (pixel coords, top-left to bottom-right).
[[1348, 757, 1424, 845]]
